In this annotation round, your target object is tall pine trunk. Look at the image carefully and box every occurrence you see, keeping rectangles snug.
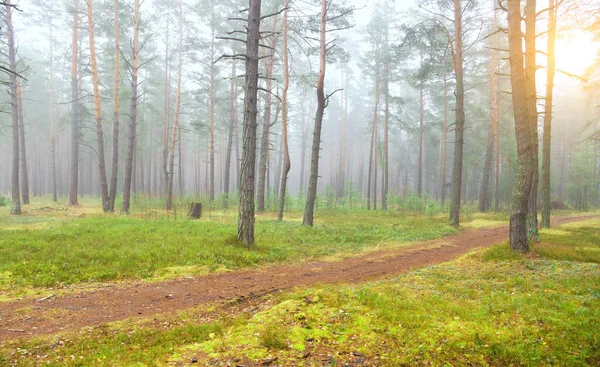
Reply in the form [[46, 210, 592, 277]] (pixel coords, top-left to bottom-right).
[[87, 0, 110, 212], [277, 1, 290, 220], [6, 2, 20, 215], [16, 82, 29, 204], [541, 0, 556, 228], [121, 0, 140, 214], [49, 21, 57, 202], [448, 0, 465, 227], [507, 0, 537, 252], [69, 0, 80, 206], [237, 0, 262, 245], [224, 60, 237, 208], [302, 0, 327, 226], [109, 0, 121, 211], [167, 0, 183, 211]]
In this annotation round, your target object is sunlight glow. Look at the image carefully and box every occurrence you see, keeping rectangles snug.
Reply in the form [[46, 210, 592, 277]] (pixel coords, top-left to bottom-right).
[[554, 31, 600, 76]]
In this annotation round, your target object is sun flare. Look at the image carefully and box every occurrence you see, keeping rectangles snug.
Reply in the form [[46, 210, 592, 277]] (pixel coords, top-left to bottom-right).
[[554, 31, 600, 76]]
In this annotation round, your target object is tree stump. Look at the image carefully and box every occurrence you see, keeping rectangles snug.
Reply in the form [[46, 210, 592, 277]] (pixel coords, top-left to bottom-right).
[[188, 202, 202, 219]]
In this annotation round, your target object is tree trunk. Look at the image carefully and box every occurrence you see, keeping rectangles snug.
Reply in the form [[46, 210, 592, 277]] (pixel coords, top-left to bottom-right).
[[525, 0, 539, 241], [541, 0, 556, 228], [303, 0, 327, 226], [121, 0, 140, 214], [109, 0, 121, 211], [224, 60, 237, 208], [277, 0, 290, 221], [162, 22, 171, 198], [87, 0, 110, 212], [507, 0, 537, 252], [16, 81, 29, 205], [382, 39, 389, 210], [6, 2, 20, 215], [209, 5, 216, 202], [237, 0, 262, 245], [257, 18, 280, 212], [440, 78, 448, 206], [448, 0, 465, 227], [299, 104, 307, 194], [167, 0, 183, 211], [69, 0, 80, 206], [418, 81, 424, 198], [49, 21, 57, 202]]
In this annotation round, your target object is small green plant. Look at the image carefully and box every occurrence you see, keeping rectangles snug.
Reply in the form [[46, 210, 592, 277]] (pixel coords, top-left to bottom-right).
[[259, 322, 288, 350], [0, 196, 6, 207]]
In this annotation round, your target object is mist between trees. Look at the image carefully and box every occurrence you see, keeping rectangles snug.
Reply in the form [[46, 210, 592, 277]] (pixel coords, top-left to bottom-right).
[[1, 0, 599, 248]]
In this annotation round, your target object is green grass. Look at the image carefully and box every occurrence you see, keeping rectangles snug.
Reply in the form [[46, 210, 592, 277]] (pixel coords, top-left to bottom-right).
[[2, 215, 599, 366], [0, 209, 457, 293]]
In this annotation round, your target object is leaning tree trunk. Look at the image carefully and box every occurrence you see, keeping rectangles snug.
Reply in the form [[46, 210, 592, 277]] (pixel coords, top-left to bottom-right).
[[237, 0, 262, 245], [87, 0, 110, 212], [507, 0, 537, 252], [69, 0, 80, 206], [121, 0, 140, 214], [109, 0, 121, 211], [541, 0, 556, 228], [6, 2, 20, 215], [277, 1, 290, 221], [448, 0, 465, 227], [16, 81, 29, 205], [303, 0, 327, 226], [166, 0, 183, 211]]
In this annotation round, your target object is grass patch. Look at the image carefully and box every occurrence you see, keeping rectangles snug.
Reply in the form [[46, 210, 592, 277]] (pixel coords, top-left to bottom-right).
[[3, 217, 599, 366], [0, 208, 458, 293]]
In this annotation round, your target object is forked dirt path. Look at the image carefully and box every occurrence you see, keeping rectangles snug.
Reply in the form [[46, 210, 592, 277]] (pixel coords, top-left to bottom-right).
[[0, 215, 596, 342]]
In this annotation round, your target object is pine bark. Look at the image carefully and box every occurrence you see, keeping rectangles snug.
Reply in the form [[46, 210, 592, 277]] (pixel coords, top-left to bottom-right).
[[6, 2, 20, 214], [166, 0, 183, 211], [303, 0, 327, 226], [16, 81, 29, 204], [87, 0, 110, 212], [541, 0, 556, 228], [224, 60, 237, 208], [418, 81, 424, 198], [209, 4, 216, 202], [69, 0, 80, 206], [109, 0, 121, 211], [507, 0, 537, 252], [237, 0, 262, 245], [448, 0, 465, 227], [367, 61, 380, 210], [121, 0, 140, 214], [49, 21, 57, 202], [440, 78, 448, 206], [277, 1, 290, 221]]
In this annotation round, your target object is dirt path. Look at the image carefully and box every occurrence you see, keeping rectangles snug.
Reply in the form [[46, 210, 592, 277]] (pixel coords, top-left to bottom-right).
[[0, 215, 596, 342]]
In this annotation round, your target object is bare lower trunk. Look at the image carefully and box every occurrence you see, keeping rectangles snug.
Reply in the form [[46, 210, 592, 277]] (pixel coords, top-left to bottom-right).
[[303, 0, 327, 226], [507, 0, 537, 252], [109, 0, 121, 211], [448, 0, 465, 227], [237, 0, 261, 245], [69, 0, 80, 206], [49, 24, 57, 202], [121, 0, 140, 214], [441, 78, 448, 206], [16, 82, 29, 204], [167, 0, 183, 211], [87, 0, 110, 212], [224, 60, 237, 208], [7, 3, 21, 214], [418, 82, 424, 198], [541, 0, 556, 228], [277, 2, 290, 221]]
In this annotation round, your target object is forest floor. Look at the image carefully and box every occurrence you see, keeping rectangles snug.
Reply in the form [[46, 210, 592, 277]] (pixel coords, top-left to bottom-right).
[[0, 214, 596, 343]]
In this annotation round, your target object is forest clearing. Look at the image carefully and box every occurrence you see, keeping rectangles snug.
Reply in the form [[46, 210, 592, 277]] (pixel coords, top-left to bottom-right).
[[0, 204, 599, 365], [1, 0, 600, 365]]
